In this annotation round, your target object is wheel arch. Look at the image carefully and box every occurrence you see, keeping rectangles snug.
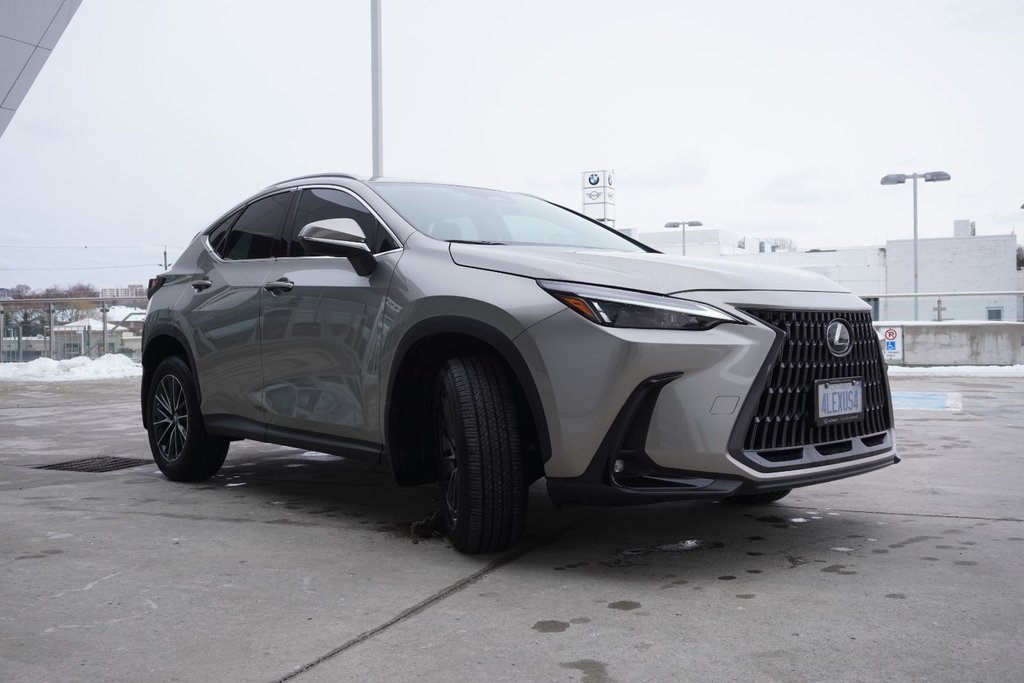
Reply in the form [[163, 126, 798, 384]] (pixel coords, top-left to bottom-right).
[[141, 327, 198, 429], [384, 316, 551, 486]]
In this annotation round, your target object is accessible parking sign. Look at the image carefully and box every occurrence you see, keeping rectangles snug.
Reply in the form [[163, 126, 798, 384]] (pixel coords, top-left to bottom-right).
[[881, 326, 904, 364]]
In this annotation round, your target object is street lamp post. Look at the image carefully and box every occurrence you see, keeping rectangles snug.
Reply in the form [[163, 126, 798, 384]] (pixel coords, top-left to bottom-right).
[[880, 171, 951, 320], [371, 0, 383, 178], [664, 220, 703, 256]]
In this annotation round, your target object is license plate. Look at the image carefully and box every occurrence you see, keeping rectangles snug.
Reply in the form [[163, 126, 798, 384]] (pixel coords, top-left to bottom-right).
[[815, 378, 864, 426]]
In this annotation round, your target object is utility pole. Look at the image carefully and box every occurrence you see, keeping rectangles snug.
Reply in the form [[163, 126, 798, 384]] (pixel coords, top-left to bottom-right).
[[163, 245, 168, 270]]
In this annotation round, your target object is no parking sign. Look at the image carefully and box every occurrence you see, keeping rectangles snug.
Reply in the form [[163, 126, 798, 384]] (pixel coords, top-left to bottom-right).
[[882, 326, 903, 364]]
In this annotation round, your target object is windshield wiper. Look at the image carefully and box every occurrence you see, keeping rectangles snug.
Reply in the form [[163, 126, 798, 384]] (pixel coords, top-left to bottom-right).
[[446, 239, 506, 245]]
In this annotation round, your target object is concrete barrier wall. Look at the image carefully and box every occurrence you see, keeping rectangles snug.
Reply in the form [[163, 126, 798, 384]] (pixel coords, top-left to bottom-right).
[[873, 322, 1024, 366]]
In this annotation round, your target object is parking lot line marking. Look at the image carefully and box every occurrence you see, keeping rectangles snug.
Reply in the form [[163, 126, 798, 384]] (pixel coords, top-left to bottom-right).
[[891, 391, 963, 411]]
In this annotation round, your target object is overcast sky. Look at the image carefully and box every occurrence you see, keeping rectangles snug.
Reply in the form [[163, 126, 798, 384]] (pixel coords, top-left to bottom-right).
[[0, 0, 1021, 290]]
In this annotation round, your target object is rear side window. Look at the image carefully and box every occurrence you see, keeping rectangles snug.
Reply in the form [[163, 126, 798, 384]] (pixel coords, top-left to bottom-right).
[[206, 208, 242, 254], [220, 192, 291, 260], [288, 188, 397, 257]]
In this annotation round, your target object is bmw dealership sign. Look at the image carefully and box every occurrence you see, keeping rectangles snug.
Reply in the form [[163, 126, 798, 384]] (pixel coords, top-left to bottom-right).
[[581, 170, 615, 226]]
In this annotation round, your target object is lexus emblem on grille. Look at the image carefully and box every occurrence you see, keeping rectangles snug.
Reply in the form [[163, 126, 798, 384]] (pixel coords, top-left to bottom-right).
[[826, 319, 853, 357]]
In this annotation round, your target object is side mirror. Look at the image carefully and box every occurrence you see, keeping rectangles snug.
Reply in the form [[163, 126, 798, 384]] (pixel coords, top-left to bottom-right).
[[298, 218, 376, 275]]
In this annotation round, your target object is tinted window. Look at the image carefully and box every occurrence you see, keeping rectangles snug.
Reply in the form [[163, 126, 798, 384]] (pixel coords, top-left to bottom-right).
[[206, 208, 242, 255], [221, 192, 291, 260], [289, 188, 397, 257], [372, 183, 648, 252]]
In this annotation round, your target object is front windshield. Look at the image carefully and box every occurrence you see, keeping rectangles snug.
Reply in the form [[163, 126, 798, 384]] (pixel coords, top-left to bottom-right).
[[372, 183, 649, 252]]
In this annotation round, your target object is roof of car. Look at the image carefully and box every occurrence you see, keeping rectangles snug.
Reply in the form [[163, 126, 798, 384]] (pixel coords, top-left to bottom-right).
[[262, 173, 508, 194]]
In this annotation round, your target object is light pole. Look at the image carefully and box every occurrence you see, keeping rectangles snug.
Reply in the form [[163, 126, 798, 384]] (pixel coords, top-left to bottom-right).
[[371, 0, 383, 178], [880, 171, 951, 320], [664, 220, 703, 256]]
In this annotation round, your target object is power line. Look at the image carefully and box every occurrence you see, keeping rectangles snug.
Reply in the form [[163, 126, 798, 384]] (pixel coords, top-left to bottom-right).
[[0, 264, 159, 271], [0, 244, 185, 249]]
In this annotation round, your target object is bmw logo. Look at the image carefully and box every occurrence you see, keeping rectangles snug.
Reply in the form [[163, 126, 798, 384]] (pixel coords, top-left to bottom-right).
[[607, 174, 613, 186], [825, 319, 853, 357], [588, 173, 600, 186]]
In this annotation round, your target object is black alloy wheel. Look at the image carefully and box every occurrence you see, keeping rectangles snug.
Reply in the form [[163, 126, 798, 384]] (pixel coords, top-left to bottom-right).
[[152, 374, 188, 463], [146, 355, 229, 481], [436, 383, 461, 530]]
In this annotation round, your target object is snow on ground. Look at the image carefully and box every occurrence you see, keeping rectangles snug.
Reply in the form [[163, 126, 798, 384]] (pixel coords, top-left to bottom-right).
[[0, 355, 142, 382], [0, 355, 1022, 382], [887, 365, 1024, 378]]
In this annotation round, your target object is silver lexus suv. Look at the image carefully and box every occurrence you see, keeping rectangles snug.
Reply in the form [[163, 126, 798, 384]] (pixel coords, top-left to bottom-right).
[[142, 173, 898, 553]]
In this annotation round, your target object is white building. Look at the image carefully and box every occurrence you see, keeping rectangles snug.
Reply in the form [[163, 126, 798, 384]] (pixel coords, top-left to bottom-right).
[[634, 223, 1021, 321], [883, 234, 1018, 321], [100, 285, 147, 299]]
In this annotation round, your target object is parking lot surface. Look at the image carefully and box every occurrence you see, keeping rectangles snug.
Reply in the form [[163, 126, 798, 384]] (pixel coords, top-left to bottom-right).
[[1, 375, 1021, 682]]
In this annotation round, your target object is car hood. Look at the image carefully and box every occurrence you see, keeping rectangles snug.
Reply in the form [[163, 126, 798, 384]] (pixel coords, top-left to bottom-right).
[[449, 244, 847, 295]]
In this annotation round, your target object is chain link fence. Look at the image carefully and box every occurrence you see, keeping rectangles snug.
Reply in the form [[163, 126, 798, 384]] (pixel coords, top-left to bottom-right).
[[0, 297, 148, 363]]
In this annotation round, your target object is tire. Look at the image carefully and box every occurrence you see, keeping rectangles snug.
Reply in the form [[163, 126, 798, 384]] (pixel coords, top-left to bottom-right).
[[725, 489, 792, 505], [146, 355, 229, 482], [434, 356, 527, 554]]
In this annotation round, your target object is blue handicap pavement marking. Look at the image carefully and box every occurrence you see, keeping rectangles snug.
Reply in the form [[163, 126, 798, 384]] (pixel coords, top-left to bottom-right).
[[891, 391, 963, 411]]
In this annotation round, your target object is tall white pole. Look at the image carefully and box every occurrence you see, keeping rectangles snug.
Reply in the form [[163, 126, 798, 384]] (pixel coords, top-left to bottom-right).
[[912, 174, 919, 321], [371, 0, 383, 178]]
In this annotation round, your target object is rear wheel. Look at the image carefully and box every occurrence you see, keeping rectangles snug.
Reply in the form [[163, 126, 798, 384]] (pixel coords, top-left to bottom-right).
[[434, 356, 526, 554], [147, 355, 228, 481], [725, 489, 792, 505]]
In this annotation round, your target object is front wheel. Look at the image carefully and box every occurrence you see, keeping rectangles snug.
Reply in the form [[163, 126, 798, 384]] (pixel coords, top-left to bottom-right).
[[434, 356, 527, 554], [146, 355, 229, 481]]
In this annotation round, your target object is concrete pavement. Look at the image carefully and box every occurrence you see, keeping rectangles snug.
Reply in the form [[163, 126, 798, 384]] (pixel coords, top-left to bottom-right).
[[1, 375, 1021, 682]]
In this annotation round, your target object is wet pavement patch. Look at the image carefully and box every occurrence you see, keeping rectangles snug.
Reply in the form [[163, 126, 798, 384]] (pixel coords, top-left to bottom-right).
[[532, 620, 570, 633], [755, 515, 793, 529], [559, 659, 610, 682], [15, 549, 62, 560], [603, 539, 725, 566], [787, 555, 809, 568], [553, 561, 589, 571], [888, 536, 938, 549], [607, 600, 641, 611]]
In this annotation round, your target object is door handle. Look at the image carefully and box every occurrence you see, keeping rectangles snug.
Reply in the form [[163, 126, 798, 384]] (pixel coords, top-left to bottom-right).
[[191, 279, 212, 291], [263, 279, 295, 294]]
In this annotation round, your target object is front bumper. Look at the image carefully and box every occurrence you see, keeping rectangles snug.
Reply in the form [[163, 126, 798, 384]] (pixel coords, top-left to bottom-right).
[[544, 368, 898, 506], [519, 290, 898, 506], [546, 453, 900, 506]]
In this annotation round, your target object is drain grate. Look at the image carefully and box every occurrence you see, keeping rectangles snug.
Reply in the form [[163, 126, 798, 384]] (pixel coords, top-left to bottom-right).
[[34, 457, 152, 473]]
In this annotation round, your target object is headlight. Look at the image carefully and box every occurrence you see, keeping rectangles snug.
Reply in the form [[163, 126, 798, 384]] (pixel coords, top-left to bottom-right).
[[538, 280, 743, 331]]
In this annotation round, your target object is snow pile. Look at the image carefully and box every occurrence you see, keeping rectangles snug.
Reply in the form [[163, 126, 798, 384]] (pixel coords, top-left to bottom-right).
[[888, 365, 1024, 378], [0, 355, 143, 382]]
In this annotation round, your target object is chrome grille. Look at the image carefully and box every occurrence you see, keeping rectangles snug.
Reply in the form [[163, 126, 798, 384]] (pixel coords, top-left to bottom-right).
[[740, 309, 892, 451]]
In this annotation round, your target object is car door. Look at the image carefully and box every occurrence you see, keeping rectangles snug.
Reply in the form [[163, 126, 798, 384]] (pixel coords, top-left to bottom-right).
[[259, 186, 400, 450], [182, 191, 293, 426]]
